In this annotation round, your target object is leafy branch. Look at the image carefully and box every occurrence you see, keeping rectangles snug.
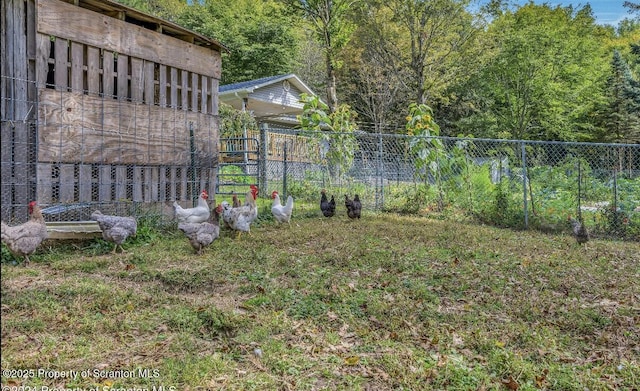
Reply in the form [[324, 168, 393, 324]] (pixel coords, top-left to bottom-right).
[[298, 94, 358, 180]]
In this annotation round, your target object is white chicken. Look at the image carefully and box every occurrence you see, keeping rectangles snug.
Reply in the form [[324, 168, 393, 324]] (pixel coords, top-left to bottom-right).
[[173, 189, 210, 224], [218, 187, 258, 238], [271, 190, 294, 225]]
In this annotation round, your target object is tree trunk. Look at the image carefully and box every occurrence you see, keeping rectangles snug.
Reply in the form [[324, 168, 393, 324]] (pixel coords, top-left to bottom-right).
[[326, 50, 338, 113]]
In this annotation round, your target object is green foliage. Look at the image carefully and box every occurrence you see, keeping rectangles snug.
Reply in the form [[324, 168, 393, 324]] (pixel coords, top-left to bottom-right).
[[406, 103, 472, 210], [285, 173, 322, 201], [286, 0, 358, 110], [1, 243, 18, 265], [466, 166, 524, 228], [297, 94, 358, 181], [382, 184, 435, 214], [452, 3, 612, 141], [461, 162, 494, 215], [218, 165, 253, 185], [175, 0, 299, 84], [598, 50, 640, 143], [219, 103, 257, 138], [597, 207, 631, 237], [406, 103, 442, 192]]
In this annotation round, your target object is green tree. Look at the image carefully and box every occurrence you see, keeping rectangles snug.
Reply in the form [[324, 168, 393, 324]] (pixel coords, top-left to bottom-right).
[[624, 1, 640, 16], [334, 0, 482, 133], [176, 0, 299, 84], [377, 0, 479, 105], [599, 50, 640, 143], [219, 103, 257, 138], [115, 0, 186, 20], [338, 12, 412, 133], [456, 3, 610, 141], [284, 0, 358, 113]]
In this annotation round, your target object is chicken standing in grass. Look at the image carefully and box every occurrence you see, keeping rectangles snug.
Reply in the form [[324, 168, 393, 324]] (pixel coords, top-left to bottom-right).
[[179, 206, 220, 254], [1, 201, 48, 265], [173, 189, 210, 224], [568, 215, 589, 245], [219, 186, 259, 238], [271, 190, 294, 225], [345, 194, 362, 219], [220, 192, 242, 230], [320, 190, 336, 217], [91, 210, 137, 254]]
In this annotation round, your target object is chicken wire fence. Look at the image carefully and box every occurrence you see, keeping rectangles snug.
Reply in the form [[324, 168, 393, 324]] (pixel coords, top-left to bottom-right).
[[257, 127, 640, 241], [1, 75, 218, 225], [2, 69, 639, 242]]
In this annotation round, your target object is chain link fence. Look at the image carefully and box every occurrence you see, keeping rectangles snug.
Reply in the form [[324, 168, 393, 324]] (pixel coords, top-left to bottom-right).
[[259, 127, 640, 241], [3, 79, 639, 242]]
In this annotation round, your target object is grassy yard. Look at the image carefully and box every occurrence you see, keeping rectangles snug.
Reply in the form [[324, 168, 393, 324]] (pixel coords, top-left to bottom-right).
[[1, 209, 639, 390]]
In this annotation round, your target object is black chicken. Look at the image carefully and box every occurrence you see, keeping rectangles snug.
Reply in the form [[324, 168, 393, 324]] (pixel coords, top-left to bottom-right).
[[345, 194, 362, 219], [320, 190, 336, 217]]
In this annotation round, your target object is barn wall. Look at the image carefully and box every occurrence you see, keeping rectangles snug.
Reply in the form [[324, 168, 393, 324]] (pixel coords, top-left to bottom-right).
[[36, 0, 221, 79], [1, 0, 221, 222], [1, 0, 38, 221]]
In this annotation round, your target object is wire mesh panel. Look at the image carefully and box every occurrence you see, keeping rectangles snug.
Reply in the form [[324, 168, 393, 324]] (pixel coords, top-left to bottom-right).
[[2, 53, 219, 224], [260, 127, 639, 241], [2, 0, 223, 226]]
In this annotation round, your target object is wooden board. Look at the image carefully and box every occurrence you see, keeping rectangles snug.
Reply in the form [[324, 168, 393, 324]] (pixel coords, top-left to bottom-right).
[[36, 0, 221, 78], [38, 89, 217, 165], [46, 221, 102, 240]]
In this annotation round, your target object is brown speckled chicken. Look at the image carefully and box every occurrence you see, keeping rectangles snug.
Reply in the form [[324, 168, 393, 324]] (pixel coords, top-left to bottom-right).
[[568, 216, 589, 245], [91, 210, 137, 254], [1, 201, 48, 265], [232, 192, 241, 208], [179, 207, 220, 255]]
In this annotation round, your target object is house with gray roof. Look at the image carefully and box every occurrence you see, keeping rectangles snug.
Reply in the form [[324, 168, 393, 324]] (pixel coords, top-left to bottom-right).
[[219, 74, 321, 127]]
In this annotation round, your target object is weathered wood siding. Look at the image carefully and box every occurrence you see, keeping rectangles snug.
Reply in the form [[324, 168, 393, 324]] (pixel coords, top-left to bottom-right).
[[1, 0, 38, 221], [32, 0, 220, 207], [2, 0, 221, 221]]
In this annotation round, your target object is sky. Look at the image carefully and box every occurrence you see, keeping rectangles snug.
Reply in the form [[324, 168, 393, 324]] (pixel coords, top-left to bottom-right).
[[514, 1, 632, 25]]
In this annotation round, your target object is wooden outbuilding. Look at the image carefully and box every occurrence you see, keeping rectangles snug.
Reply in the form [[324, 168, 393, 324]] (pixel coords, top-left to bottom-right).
[[1, 0, 225, 222]]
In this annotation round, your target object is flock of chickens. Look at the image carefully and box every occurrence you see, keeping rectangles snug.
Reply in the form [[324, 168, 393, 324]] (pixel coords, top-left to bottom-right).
[[0, 186, 360, 263], [1, 188, 589, 265]]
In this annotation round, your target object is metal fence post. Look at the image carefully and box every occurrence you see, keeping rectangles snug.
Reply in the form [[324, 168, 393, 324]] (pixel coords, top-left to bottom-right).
[[521, 141, 529, 229], [189, 121, 197, 207], [377, 132, 384, 209], [283, 141, 288, 199], [259, 123, 268, 198]]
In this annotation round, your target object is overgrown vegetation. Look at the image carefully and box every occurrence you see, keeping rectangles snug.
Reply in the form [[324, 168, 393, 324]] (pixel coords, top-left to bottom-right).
[[2, 212, 638, 390], [298, 93, 359, 185], [116, 0, 640, 143]]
